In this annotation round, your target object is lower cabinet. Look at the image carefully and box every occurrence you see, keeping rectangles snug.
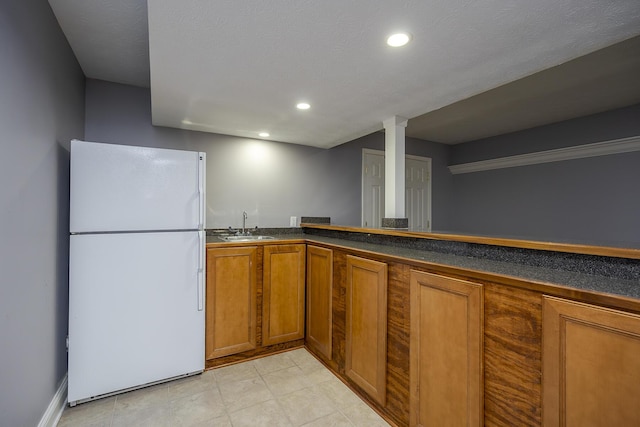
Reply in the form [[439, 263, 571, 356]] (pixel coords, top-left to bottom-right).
[[410, 270, 484, 427], [205, 246, 257, 360], [205, 241, 640, 427], [542, 296, 640, 426], [305, 245, 333, 360], [345, 255, 388, 406], [262, 244, 306, 346], [206, 243, 306, 364]]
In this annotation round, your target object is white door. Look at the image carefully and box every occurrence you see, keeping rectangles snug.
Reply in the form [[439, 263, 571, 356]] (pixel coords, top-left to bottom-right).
[[361, 150, 432, 231], [70, 140, 204, 233], [405, 155, 432, 231], [362, 149, 385, 228], [68, 231, 204, 403]]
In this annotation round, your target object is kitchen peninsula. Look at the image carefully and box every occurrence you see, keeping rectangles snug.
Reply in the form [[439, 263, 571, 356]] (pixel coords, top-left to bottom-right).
[[206, 224, 640, 426]]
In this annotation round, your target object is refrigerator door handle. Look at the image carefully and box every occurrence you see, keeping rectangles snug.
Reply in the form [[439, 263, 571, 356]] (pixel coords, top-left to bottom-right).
[[198, 154, 205, 230], [197, 230, 204, 311]]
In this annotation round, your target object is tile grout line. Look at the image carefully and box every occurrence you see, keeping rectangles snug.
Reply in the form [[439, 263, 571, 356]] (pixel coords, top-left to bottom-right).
[[108, 394, 116, 427], [59, 348, 388, 426], [291, 349, 359, 426], [212, 365, 237, 427], [264, 350, 349, 426], [256, 355, 298, 427]]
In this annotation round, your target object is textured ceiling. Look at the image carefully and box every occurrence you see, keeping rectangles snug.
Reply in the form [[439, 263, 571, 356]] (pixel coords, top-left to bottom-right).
[[49, 0, 640, 148], [49, 0, 150, 88], [406, 35, 640, 144]]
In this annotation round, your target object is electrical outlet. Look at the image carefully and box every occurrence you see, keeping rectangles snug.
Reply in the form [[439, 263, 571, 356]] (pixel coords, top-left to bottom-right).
[[290, 216, 297, 227]]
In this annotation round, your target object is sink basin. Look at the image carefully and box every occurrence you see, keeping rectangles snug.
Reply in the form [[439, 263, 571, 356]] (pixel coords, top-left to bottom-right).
[[221, 235, 276, 242]]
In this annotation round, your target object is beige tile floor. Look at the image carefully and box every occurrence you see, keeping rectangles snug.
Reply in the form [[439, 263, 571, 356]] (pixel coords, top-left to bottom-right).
[[57, 348, 391, 427]]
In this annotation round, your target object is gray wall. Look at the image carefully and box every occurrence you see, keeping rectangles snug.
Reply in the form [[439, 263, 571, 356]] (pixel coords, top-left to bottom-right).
[[447, 103, 640, 247], [0, 1, 85, 426], [85, 79, 453, 229]]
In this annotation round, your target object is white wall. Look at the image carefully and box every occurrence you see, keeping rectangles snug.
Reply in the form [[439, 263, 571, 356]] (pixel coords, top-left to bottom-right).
[[0, 1, 85, 425]]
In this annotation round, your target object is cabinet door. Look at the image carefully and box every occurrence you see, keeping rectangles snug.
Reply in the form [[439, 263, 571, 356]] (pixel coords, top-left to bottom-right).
[[306, 245, 333, 360], [205, 246, 257, 359], [543, 296, 640, 426], [345, 255, 388, 406], [410, 270, 483, 427], [263, 244, 306, 346]]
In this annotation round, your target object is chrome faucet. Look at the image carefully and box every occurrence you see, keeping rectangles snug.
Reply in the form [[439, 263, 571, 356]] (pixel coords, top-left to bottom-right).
[[241, 211, 248, 235]]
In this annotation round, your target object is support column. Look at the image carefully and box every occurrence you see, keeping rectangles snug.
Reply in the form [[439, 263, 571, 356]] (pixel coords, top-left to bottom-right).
[[382, 116, 409, 229]]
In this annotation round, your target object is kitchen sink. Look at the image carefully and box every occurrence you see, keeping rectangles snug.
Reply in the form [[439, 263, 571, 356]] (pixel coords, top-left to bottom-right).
[[220, 235, 276, 242]]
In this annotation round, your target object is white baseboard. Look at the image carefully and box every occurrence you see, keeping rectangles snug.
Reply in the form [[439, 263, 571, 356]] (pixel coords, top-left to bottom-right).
[[38, 373, 67, 427]]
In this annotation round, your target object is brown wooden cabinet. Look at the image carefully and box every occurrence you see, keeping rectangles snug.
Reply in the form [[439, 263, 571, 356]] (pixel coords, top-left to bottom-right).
[[305, 245, 333, 360], [262, 244, 306, 346], [205, 246, 257, 360], [204, 237, 640, 427], [410, 270, 483, 427], [542, 296, 640, 426], [345, 255, 388, 406]]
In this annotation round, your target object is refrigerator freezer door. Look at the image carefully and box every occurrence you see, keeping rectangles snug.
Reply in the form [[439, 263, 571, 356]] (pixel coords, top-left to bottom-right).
[[70, 140, 204, 233], [68, 231, 205, 404]]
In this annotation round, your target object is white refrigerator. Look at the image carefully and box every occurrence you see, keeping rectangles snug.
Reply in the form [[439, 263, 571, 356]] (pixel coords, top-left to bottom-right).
[[68, 140, 206, 405]]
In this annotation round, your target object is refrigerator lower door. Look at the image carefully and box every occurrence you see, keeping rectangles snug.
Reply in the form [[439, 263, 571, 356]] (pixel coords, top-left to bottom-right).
[[68, 231, 204, 404]]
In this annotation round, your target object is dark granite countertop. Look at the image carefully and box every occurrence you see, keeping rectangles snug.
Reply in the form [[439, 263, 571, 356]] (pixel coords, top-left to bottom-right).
[[205, 228, 640, 303], [302, 235, 640, 301]]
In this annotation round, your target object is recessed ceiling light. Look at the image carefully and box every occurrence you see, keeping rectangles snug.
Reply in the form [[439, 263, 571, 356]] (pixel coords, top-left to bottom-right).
[[387, 32, 411, 47], [258, 132, 270, 138], [296, 102, 311, 110]]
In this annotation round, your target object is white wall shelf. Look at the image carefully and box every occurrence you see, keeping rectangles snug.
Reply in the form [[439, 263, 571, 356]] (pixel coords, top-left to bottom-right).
[[448, 135, 640, 174]]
